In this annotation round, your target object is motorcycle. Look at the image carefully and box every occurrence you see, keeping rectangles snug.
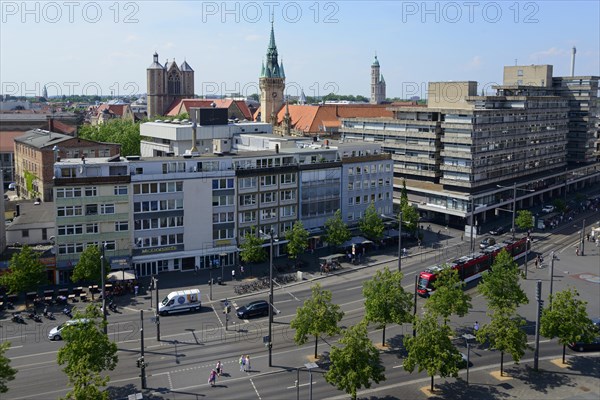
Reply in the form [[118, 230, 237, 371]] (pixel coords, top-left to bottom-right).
[[43, 307, 55, 320], [27, 311, 42, 323], [108, 302, 118, 313], [63, 307, 73, 318], [11, 313, 25, 324]]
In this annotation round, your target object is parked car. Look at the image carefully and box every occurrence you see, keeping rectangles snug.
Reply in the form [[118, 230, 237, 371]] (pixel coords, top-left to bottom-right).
[[479, 237, 496, 249], [568, 318, 600, 352], [489, 226, 505, 235], [541, 205, 555, 214], [236, 300, 270, 319]]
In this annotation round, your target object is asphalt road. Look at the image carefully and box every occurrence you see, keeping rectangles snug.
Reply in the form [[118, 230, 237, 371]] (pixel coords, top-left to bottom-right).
[[2, 213, 599, 399]]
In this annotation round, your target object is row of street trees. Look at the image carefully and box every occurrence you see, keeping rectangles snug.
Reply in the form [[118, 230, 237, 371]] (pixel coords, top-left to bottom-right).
[[239, 182, 421, 265], [287, 244, 598, 398]]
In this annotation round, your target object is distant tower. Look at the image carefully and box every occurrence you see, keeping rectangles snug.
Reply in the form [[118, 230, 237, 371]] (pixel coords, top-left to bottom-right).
[[147, 52, 194, 118], [571, 46, 576, 77], [42, 85, 48, 99], [299, 89, 307, 105], [370, 55, 386, 104], [259, 20, 285, 124]]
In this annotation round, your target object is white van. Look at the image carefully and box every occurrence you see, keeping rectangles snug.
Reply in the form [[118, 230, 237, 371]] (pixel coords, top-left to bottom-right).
[[158, 289, 201, 315]]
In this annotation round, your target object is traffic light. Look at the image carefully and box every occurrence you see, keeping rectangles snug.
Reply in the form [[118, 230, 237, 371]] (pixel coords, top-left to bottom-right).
[[223, 305, 231, 314], [538, 299, 544, 316]]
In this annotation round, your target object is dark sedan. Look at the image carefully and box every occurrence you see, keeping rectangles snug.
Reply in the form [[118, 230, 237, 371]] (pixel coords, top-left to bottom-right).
[[489, 226, 505, 235], [568, 318, 600, 352], [236, 300, 270, 319]]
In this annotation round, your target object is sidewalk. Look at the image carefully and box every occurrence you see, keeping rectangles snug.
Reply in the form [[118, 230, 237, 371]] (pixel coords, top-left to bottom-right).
[[132, 223, 468, 309]]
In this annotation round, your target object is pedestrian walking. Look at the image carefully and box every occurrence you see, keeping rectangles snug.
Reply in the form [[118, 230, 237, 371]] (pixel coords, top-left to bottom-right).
[[134, 284, 139, 296], [208, 369, 217, 387], [232, 269, 236, 281], [239, 355, 245, 371], [576, 246, 580, 256], [245, 355, 251, 372], [474, 321, 479, 333], [240, 265, 244, 275], [216, 361, 222, 377]]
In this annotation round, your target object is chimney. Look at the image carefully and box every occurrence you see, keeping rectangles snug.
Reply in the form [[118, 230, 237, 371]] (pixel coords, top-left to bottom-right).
[[191, 108, 199, 154], [570, 46, 576, 77]]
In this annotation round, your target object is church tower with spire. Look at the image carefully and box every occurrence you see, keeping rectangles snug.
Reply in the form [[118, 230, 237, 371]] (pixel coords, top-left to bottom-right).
[[147, 52, 195, 118], [370, 55, 386, 104], [259, 20, 285, 124]]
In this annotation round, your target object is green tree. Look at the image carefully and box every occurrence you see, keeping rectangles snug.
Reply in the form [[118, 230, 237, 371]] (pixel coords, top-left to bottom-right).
[[399, 180, 420, 234], [239, 231, 267, 264], [541, 288, 598, 363], [0, 245, 47, 296], [403, 313, 462, 392], [78, 119, 141, 156], [359, 202, 384, 241], [290, 283, 344, 358], [0, 342, 17, 393], [363, 267, 413, 346], [57, 304, 118, 400], [324, 209, 351, 247], [478, 249, 528, 311], [325, 321, 385, 400], [476, 307, 528, 376], [515, 210, 534, 232], [285, 221, 309, 259], [424, 267, 472, 325], [71, 245, 102, 284]]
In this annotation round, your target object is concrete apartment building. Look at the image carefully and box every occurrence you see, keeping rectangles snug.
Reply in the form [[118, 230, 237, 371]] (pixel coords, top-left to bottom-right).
[[13, 130, 121, 202], [51, 133, 393, 279], [503, 65, 599, 164], [53, 156, 131, 283], [341, 66, 599, 229]]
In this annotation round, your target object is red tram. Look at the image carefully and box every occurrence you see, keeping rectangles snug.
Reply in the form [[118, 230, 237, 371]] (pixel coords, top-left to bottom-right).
[[417, 237, 529, 296]]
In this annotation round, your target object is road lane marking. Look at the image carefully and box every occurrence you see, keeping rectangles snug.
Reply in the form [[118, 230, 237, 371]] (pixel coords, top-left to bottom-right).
[[345, 285, 363, 291], [392, 364, 404, 369], [287, 380, 317, 389], [250, 378, 262, 399]]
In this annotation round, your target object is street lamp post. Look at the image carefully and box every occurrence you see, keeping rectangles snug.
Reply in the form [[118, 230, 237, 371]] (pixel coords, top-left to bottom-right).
[[413, 274, 418, 337], [581, 218, 586, 256], [511, 182, 517, 241], [462, 333, 476, 385], [100, 242, 107, 334], [496, 183, 535, 241], [260, 229, 276, 367], [549, 251, 555, 309], [268, 229, 274, 367]]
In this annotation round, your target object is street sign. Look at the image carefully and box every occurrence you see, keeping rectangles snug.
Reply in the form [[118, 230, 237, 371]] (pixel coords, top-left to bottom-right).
[[224, 300, 229, 308]]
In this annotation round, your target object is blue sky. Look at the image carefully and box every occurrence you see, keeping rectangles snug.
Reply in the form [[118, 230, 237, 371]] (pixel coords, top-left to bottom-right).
[[1, 1, 598, 99]]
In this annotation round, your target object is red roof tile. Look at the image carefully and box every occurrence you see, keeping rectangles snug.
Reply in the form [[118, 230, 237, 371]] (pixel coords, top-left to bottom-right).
[[0, 131, 28, 152], [276, 104, 394, 134]]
